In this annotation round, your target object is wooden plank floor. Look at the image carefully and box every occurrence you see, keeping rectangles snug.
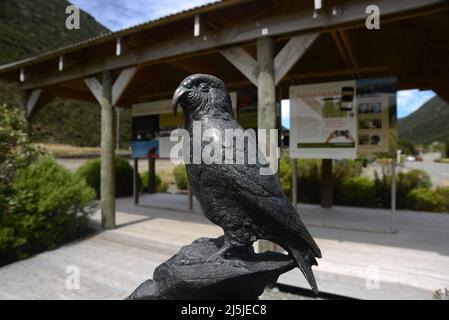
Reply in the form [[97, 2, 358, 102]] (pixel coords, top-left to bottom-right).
[[0, 194, 448, 300]]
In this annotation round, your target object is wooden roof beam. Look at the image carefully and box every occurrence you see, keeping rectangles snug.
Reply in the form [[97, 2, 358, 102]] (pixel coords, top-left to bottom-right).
[[284, 65, 390, 82], [338, 30, 359, 78], [431, 82, 449, 104], [17, 0, 447, 91], [220, 32, 319, 86], [220, 47, 258, 85], [112, 66, 139, 105], [331, 31, 356, 78], [23, 89, 42, 117], [274, 32, 319, 85], [84, 66, 138, 106]]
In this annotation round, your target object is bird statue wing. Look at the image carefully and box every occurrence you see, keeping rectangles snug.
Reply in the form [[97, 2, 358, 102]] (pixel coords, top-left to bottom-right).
[[215, 161, 321, 258]]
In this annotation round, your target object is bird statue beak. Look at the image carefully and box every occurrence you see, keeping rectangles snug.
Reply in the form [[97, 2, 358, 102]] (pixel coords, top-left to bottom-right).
[[172, 86, 187, 116]]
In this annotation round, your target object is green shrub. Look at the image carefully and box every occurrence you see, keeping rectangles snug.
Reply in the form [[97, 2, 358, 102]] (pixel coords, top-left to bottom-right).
[[337, 176, 380, 208], [0, 157, 95, 263], [76, 157, 141, 198], [398, 140, 417, 156], [0, 104, 42, 194], [397, 170, 432, 209], [297, 159, 321, 204], [279, 156, 292, 198], [332, 160, 364, 203], [173, 165, 188, 190], [438, 187, 449, 212], [374, 169, 432, 209], [140, 172, 168, 193], [294, 159, 364, 204], [272, 155, 446, 212], [407, 188, 444, 212]]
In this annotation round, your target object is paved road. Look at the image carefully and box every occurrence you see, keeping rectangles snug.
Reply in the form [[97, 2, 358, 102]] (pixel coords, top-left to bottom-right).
[[57, 153, 449, 188], [404, 159, 449, 187], [363, 153, 449, 188]]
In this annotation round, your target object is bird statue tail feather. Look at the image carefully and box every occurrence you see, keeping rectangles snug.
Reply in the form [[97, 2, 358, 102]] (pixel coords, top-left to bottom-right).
[[289, 248, 319, 295]]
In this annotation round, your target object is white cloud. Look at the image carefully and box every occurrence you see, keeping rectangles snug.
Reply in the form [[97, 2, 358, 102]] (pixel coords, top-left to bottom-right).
[[70, 0, 215, 31], [281, 99, 290, 129], [397, 89, 435, 119]]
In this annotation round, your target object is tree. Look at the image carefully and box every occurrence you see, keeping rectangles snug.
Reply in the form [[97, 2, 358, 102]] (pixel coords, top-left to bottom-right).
[[0, 103, 41, 194]]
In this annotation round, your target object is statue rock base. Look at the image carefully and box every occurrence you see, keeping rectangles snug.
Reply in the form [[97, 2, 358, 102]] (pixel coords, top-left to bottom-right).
[[128, 236, 295, 300]]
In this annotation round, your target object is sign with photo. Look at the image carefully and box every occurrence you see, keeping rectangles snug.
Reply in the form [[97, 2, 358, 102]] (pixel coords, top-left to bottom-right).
[[289, 78, 397, 159], [131, 140, 160, 159], [356, 77, 397, 155], [289, 80, 358, 159], [131, 93, 238, 159]]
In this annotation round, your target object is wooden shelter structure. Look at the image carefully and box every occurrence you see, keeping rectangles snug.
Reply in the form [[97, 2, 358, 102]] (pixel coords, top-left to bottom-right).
[[0, 0, 448, 229]]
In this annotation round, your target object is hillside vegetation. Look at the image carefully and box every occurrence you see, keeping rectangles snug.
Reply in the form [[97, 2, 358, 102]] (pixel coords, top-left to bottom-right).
[[399, 96, 449, 145], [0, 0, 108, 64], [0, 0, 132, 148]]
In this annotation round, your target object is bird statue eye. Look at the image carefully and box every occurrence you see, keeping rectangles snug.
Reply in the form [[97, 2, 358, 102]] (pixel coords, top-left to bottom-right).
[[199, 82, 209, 91]]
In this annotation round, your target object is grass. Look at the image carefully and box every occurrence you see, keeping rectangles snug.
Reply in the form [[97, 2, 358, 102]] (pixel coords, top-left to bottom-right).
[[159, 169, 175, 185], [42, 143, 130, 158], [435, 158, 449, 164]]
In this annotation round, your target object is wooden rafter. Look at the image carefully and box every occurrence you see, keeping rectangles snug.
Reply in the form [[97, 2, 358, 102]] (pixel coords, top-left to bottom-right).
[[331, 31, 357, 78], [338, 30, 359, 77], [24, 89, 42, 117], [16, 0, 447, 91], [84, 67, 138, 106], [274, 32, 319, 85], [220, 47, 258, 85]]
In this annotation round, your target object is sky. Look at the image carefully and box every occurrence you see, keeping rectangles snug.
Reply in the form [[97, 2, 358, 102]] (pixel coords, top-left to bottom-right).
[[69, 1, 437, 128], [70, 0, 214, 31]]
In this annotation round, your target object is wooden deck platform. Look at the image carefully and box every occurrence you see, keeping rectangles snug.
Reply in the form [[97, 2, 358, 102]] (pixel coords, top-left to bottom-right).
[[0, 194, 448, 300]]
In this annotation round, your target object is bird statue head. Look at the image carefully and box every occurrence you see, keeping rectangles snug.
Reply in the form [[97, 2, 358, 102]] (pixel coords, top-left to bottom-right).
[[172, 74, 232, 118]]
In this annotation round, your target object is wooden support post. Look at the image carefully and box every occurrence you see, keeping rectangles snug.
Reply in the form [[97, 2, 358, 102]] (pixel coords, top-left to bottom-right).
[[85, 68, 138, 227], [148, 158, 156, 194], [257, 36, 277, 253], [100, 70, 116, 229], [257, 36, 277, 168], [133, 158, 139, 205], [321, 159, 333, 208], [187, 182, 193, 211], [116, 107, 120, 150], [390, 158, 397, 233]]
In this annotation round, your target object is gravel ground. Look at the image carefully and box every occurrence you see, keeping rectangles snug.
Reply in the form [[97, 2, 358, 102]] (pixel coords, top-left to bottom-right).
[[259, 287, 323, 300]]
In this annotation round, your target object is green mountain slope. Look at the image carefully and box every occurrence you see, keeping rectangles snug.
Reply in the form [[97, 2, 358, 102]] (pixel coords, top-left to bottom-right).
[[399, 96, 449, 144], [0, 0, 132, 148], [0, 0, 109, 64]]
